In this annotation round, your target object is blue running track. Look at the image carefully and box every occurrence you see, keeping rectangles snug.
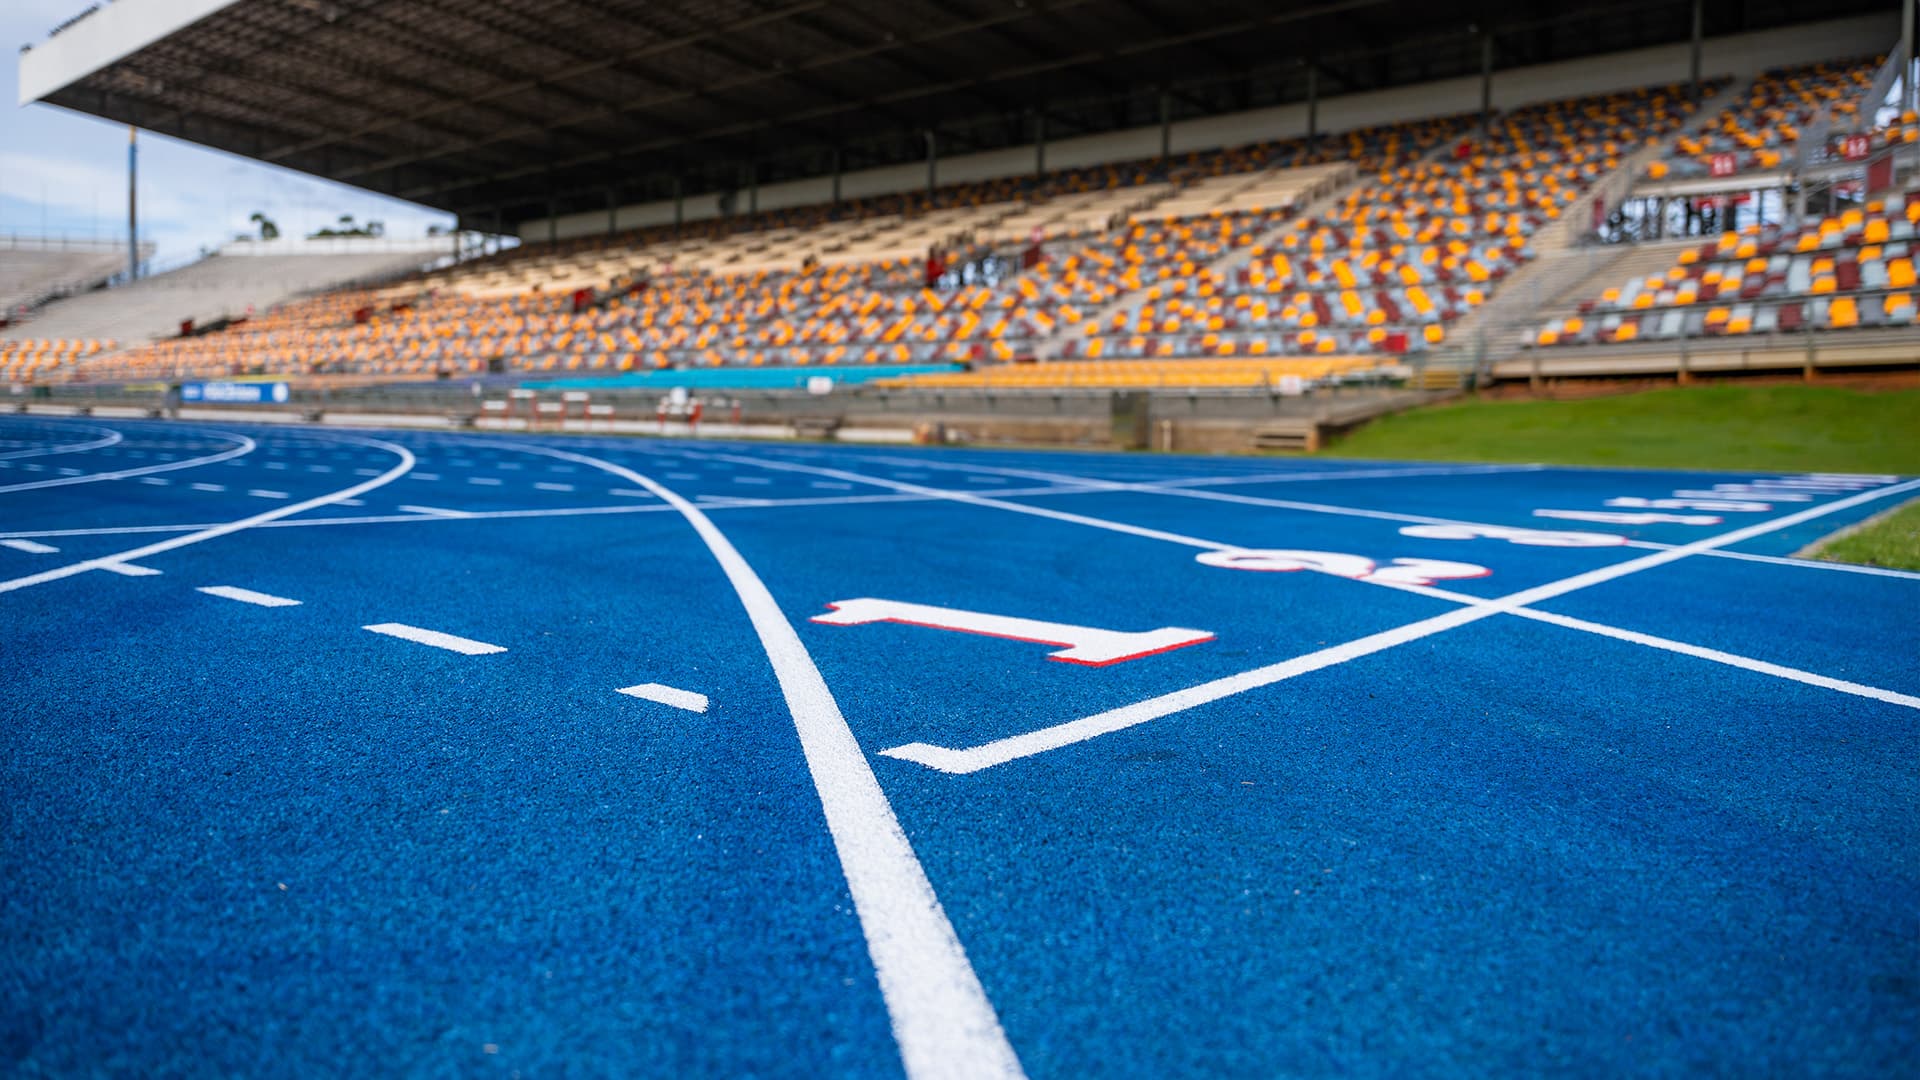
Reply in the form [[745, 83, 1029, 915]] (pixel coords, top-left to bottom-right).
[[2, 414, 1915, 1077]]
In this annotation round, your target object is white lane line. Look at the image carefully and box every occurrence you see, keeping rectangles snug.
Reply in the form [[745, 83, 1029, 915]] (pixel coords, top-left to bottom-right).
[[140, 477, 170, 486], [665, 472, 699, 480], [733, 476, 773, 485], [0, 423, 123, 460], [1, 539, 58, 554], [497, 439, 1025, 1080], [307, 464, 333, 473], [197, 585, 301, 607], [810, 481, 854, 490], [396, 504, 473, 518], [616, 682, 710, 713], [55, 467, 83, 476], [190, 483, 227, 492], [607, 488, 654, 498], [362, 622, 506, 655], [354, 467, 382, 476], [247, 489, 291, 500], [97, 562, 163, 577], [1491, 603, 1920, 710], [0, 434, 416, 597], [264, 461, 289, 470], [338, 498, 365, 507], [879, 478, 1920, 773], [410, 472, 441, 481], [534, 482, 575, 492], [467, 476, 504, 486], [0, 432, 255, 495], [1688, 546, 1920, 581]]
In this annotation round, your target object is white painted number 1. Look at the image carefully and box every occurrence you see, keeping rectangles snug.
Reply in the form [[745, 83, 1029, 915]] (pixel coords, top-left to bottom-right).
[[811, 598, 1214, 666]]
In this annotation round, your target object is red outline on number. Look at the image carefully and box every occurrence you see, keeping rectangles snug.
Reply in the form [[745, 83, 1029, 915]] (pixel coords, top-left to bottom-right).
[[809, 603, 1215, 666]]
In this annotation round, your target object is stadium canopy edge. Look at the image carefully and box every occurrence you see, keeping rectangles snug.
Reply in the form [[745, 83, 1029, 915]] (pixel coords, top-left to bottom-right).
[[18, 0, 239, 108]]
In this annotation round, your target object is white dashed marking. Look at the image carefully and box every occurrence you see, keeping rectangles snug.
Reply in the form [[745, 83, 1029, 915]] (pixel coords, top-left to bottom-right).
[[608, 488, 654, 498], [197, 585, 301, 607], [534, 482, 575, 492], [98, 562, 162, 577], [190, 483, 226, 492], [247, 489, 291, 500], [363, 623, 506, 655], [616, 683, 710, 713], [468, 476, 503, 486], [410, 472, 441, 481], [139, 477, 169, 486], [1, 539, 58, 554], [397, 505, 473, 518]]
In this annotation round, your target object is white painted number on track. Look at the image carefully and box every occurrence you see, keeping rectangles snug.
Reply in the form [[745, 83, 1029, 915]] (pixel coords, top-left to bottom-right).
[[1195, 549, 1491, 587], [1533, 509, 1722, 526], [1607, 497, 1770, 512], [1399, 523, 1627, 547], [811, 597, 1213, 666]]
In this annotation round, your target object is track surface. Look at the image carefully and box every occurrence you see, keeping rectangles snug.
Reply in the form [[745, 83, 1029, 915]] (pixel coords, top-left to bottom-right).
[[2, 415, 1915, 1077]]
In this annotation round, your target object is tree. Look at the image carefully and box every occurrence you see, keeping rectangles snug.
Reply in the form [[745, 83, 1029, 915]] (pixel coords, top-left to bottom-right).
[[248, 211, 279, 241]]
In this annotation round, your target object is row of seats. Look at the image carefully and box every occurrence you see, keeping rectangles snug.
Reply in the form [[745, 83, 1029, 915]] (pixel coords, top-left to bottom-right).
[[878, 356, 1383, 389], [35, 76, 1805, 385], [1537, 198, 1920, 343], [1648, 60, 1875, 179], [0, 338, 113, 382]]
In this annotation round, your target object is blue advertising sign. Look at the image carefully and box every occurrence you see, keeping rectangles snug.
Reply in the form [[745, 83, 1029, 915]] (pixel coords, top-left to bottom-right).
[[179, 382, 290, 404]]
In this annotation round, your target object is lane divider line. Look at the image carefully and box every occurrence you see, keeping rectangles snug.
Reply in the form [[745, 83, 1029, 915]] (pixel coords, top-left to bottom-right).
[[0, 434, 415, 597], [0, 431, 254, 496], [1, 539, 58, 554], [491, 438, 1026, 1080]]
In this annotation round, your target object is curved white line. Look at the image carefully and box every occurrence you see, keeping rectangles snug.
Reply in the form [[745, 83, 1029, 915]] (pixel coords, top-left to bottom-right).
[[494, 440, 1024, 1080], [0, 429, 256, 494], [0, 421, 125, 460], [0, 432, 415, 596]]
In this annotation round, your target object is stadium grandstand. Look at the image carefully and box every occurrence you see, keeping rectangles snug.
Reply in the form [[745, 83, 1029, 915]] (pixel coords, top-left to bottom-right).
[[7, 0, 1920, 426]]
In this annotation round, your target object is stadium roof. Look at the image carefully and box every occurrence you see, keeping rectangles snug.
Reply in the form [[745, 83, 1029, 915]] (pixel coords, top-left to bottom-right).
[[18, 0, 1891, 230]]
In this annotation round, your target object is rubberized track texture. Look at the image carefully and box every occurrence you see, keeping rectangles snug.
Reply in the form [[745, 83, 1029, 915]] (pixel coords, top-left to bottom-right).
[[2, 415, 1915, 1078]]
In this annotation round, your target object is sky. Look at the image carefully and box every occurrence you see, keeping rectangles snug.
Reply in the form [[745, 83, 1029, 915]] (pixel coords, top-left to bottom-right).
[[1, 0, 455, 268]]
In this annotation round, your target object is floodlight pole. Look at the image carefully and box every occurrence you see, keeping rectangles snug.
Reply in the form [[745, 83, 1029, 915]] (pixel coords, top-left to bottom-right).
[[1690, 0, 1704, 94], [1905, 0, 1917, 113], [1306, 66, 1318, 144], [1480, 31, 1494, 134], [1158, 89, 1172, 159], [127, 125, 138, 280]]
